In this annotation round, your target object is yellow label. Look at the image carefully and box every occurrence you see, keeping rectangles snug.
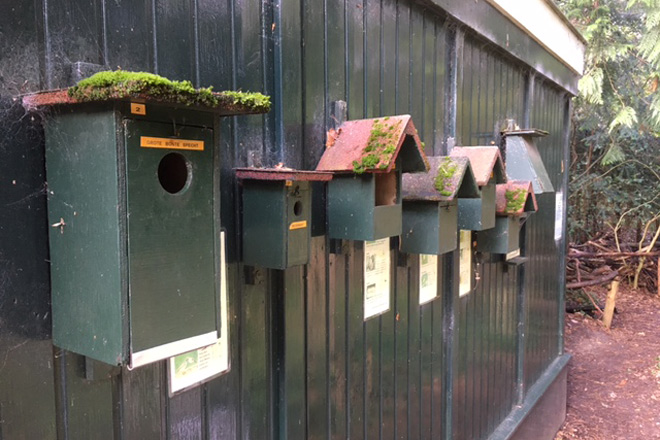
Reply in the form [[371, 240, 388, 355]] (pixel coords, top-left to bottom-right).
[[131, 103, 146, 115], [289, 220, 307, 230], [140, 136, 204, 151], [285, 180, 293, 187]]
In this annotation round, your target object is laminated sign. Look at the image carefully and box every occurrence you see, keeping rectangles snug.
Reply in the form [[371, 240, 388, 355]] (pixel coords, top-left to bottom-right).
[[364, 238, 391, 319], [419, 254, 438, 304]]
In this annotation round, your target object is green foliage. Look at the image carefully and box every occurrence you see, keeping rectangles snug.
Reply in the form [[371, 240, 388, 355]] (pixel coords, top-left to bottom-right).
[[556, 0, 660, 242], [68, 70, 271, 112]]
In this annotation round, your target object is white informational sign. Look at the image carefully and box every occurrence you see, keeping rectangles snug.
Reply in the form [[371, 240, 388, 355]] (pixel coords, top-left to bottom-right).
[[419, 254, 438, 305], [554, 190, 564, 243], [459, 230, 472, 297], [364, 238, 391, 319], [169, 231, 230, 394]]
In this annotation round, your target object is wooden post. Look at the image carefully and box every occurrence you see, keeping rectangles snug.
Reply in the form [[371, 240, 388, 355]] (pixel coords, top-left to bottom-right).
[[603, 279, 620, 329], [657, 257, 659, 297]]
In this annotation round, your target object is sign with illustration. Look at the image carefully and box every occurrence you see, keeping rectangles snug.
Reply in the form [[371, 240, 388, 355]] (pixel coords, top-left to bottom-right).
[[419, 254, 438, 304], [168, 231, 230, 394], [364, 238, 391, 319]]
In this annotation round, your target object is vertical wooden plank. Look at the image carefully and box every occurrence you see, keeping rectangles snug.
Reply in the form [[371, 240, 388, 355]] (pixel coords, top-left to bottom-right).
[[282, 267, 306, 438], [280, 0, 304, 168], [241, 270, 271, 440], [56, 351, 116, 439], [409, 7, 423, 135], [326, 0, 346, 104], [121, 362, 163, 439], [197, 0, 233, 90], [104, 0, 154, 71], [206, 265, 240, 440], [396, 3, 410, 115], [433, 22, 447, 155], [431, 258, 444, 437], [153, 0, 194, 80], [364, 312, 381, 439], [347, 241, 365, 439], [408, 258, 421, 440], [419, 259, 433, 439], [306, 237, 328, 439], [0, 341, 57, 439], [394, 255, 410, 439], [300, 0, 324, 169], [380, 5, 398, 438], [43, 0, 104, 87], [365, 0, 380, 118], [0, 1, 42, 93], [422, 13, 435, 155], [329, 243, 348, 440], [346, 0, 364, 119], [168, 389, 203, 440]]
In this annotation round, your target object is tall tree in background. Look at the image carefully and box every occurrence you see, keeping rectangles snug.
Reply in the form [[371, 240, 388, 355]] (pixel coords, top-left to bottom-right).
[[556, 0, 660, 245]]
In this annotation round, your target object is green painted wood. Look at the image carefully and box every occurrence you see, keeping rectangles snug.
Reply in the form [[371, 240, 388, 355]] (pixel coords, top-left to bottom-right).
[[124, 119, 217, 353], [394, 257, 410, 439], [401, 202, 458, 255], [45, 109, 125, 365], [120, 363, 163, 440], [305, 237, 329, 439], [241, 269, 272, 440], [168, 386, 203, 439], [347, 242, 365, 439], [431, 259, 445, 437], [154, 0, 194, 81], [328, 243, 348, 440], [105, 0, 154, 72], [55, 350, 115, 440]]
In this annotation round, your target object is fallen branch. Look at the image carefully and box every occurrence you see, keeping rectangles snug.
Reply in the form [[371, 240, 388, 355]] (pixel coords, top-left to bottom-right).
[[566, 270, 619, 289]]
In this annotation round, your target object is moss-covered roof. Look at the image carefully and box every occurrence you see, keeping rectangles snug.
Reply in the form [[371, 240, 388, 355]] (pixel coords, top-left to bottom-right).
[[23, 70, 271, 115], [316, 115, 429, 174], [402, 156, 480, 202], [495, 181, 537, 216]]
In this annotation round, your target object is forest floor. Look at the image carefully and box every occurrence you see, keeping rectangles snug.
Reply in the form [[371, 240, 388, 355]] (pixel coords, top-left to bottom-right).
[[554, 284, 660, 439]]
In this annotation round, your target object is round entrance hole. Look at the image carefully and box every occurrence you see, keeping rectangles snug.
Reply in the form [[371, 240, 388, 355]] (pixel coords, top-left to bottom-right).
[[293, 201, 303, 216], [158, 152, 190, 194]]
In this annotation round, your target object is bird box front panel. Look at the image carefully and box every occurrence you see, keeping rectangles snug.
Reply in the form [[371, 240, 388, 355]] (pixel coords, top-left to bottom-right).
[[124, 119, 218, 366]]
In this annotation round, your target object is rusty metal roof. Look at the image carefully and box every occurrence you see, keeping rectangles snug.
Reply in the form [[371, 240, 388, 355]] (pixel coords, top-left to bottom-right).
[[449, 146, 505, 186], [402, 156, 480, 202], [315, 115, 429, 174], [235, 168, 333, 181], [495, 181, 537, 216]]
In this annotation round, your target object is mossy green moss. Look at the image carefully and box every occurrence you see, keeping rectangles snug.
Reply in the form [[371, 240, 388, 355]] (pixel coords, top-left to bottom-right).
[[352, 118, 403, 174], [67, 70, 270, 112], [505, 188, 528, 213], [434, 157, 458, 196]]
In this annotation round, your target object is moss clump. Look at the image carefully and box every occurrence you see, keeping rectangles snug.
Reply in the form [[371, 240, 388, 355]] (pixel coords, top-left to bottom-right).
[[352, 118, 402, 174], [505, 188, 528, 213], [434, 157, 458, 196], [67, 70, 270, 112]]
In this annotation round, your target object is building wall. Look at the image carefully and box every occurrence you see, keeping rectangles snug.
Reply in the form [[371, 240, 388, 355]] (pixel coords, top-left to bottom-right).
[[0, 0, 573, 439]]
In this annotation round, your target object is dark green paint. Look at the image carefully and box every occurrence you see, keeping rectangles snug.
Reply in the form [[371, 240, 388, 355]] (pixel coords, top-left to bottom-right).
[[401, 201, 458, 255], [45, 103, 219, 365], [457, 182, 497, 231], [0, 0, 574, 439], [477, 217, 522, 255], [327, 166, 403, 241], [241, 180, 311, 270]]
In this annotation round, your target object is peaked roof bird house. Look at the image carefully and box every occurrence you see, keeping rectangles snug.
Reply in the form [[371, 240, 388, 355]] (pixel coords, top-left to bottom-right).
[[501, 127, 554, 194], [450, 146, 506, 231], [316, 115, 429, 241], [401, 156, 480, 255], [477, 181, 538, 256]]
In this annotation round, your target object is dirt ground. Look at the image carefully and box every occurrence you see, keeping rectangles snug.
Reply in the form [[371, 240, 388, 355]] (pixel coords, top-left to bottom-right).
[[555, 285, 660, 440]]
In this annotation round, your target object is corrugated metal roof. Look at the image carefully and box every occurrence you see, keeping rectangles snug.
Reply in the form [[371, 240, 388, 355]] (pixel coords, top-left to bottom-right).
[[402, 156, 480, 202], [315, 115, 429, 174], [449, 146, 506, 186], [495, 181, 537, 216]]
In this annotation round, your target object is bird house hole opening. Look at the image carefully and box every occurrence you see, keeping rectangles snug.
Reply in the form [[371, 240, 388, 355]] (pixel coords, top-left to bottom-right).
[[375, 171, 398, 206], [158, 152, 191, 194]]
